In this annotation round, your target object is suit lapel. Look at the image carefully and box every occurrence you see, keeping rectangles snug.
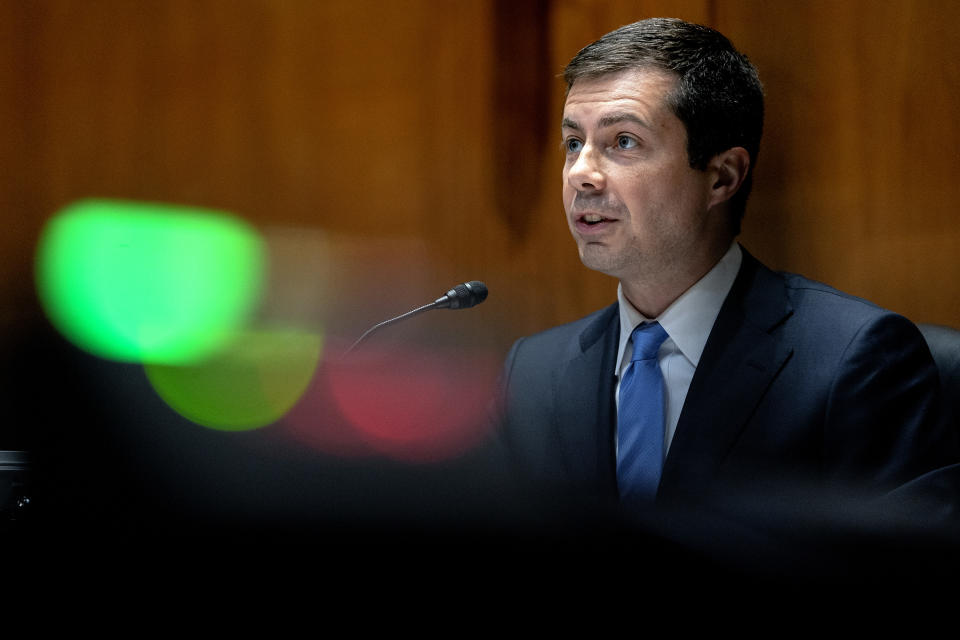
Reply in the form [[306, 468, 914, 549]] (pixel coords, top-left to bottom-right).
[[660, 249, 795, 496], [554, 304, 620, 496]]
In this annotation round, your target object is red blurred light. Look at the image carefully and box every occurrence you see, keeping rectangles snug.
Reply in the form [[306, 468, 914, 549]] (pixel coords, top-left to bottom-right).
[[280, 342, 500, 463]]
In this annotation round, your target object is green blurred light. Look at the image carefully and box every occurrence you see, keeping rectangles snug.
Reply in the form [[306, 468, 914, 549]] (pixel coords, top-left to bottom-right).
[[144, 328, 323, 431], [36, 199, 265, 364]]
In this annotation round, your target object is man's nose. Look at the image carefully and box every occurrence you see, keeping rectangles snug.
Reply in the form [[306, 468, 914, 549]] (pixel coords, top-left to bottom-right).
[[566, 145, 606, 192]]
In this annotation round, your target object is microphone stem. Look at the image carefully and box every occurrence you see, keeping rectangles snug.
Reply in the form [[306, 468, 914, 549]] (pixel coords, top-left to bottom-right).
[[345, 301, 438, 355]]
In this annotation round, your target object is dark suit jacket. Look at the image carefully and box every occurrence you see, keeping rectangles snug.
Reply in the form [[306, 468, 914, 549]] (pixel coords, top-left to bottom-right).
[[497, 247, 960, 516]]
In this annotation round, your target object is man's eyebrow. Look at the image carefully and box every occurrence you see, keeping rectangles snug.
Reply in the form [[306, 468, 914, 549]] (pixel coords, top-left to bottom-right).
[[560, 113, 651, 131], [598, 113, 651, 129]]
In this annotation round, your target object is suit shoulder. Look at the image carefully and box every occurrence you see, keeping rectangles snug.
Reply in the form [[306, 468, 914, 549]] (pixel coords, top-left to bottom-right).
[[779, 271, 897, 322], [503, 303, 618, 382], [512, 303, 618, 353], [780, 271, 878, 309], [775, 270, 925, 351]]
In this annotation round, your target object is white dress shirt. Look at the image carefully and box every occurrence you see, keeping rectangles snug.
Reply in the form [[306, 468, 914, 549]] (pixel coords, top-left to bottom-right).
[[615, 242, 743, 456]]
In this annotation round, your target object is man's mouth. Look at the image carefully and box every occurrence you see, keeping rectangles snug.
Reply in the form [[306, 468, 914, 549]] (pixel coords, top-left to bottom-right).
[[578, 213, 614, 226]]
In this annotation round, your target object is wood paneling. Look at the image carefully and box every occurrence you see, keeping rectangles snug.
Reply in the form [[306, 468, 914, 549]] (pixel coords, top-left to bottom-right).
[[3, 0, 959, 363], [718, 0, 960, 324]]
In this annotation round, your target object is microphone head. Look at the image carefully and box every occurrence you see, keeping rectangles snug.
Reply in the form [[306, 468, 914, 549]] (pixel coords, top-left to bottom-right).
[[441, 281, 488, 309]]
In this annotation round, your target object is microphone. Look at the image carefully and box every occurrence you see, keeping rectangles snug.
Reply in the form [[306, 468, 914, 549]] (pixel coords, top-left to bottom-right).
[[345, 281, 488, 354], [433, 280, 488, 309]]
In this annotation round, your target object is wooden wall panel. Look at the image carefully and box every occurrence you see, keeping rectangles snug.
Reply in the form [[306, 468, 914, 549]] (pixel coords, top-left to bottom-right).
[[3, 0, 959, 367], [0, 2, 34, 321], [3, 1, 513, 350], [717, 0, 960, 325]]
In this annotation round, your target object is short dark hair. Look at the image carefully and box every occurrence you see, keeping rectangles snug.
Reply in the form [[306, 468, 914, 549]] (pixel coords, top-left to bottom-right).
[[564, 18, 764, 234]]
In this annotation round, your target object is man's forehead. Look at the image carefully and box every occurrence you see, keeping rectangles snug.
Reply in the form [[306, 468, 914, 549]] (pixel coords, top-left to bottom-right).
[[561, 68, 678, 123]]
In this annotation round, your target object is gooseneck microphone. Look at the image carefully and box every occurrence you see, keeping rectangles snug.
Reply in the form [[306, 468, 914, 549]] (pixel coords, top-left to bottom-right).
[[345, 281, 488, 354], [433, 281, 488, 310]]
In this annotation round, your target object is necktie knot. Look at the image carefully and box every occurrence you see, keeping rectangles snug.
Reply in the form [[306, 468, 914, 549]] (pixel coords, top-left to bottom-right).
[[630, 322, 668, 362]]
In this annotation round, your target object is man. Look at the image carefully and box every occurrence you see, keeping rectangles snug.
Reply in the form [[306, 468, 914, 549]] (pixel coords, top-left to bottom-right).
[[495, 18, 958, 531]]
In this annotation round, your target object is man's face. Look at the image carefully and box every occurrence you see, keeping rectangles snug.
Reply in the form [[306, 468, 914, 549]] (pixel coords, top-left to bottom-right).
[[561, 68, 721, 284]]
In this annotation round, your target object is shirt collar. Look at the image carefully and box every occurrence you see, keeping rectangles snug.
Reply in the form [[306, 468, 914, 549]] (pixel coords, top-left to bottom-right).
[[616, 242, 742, 374]]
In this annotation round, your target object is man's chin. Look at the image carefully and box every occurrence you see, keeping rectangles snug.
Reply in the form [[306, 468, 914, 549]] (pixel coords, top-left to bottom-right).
[[578, 247, 625, 279]]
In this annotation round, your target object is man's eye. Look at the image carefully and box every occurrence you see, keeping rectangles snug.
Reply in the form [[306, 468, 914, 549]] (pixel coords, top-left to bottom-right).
[[616, 135, 638, 150], [565, 138, 583, 153]]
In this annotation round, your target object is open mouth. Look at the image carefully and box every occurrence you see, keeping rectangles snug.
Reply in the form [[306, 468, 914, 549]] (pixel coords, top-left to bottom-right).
[[579, 213, 614, 226]]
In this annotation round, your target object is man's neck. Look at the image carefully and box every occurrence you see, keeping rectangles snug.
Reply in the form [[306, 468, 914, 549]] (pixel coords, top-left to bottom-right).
[[619, 241, 735, 318]]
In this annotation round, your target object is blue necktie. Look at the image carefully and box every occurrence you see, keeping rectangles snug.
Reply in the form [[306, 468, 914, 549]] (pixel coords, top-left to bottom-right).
[[617, 322, 669, 503]]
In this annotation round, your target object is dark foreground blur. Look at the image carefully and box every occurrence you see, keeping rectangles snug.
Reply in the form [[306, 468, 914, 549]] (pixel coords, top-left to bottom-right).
[[4, 320, 960, 591]]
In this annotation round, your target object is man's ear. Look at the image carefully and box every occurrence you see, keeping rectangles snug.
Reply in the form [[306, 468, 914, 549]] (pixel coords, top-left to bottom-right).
[[707, 147, 750, 209]]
